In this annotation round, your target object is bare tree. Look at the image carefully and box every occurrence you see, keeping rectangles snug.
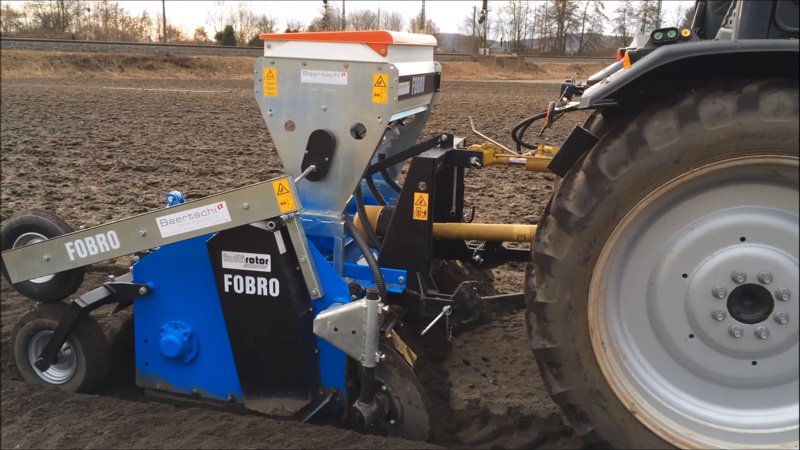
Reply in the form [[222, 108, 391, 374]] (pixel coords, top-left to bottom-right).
[[193, 26, 210, 43], [613, 0, 636, 47], [307, 2, 344, 31], [497, 0, 532, 54], [530, 2, 551, 53], [155, 12, 185, 42], [206, 1, 227, 35], [284, 19, 304, 33], [231, 2, 256, 44], [254, 14, 277, 34], [576, 0, 607, 55], [547, 0, 579, 55], [408, 12, 438, 34], [23, 0, 80, 36], [380, 10, 404, 31], [636, 0, 662, 34], [347, 9, 379, 30], [1, 4, 27, 35]]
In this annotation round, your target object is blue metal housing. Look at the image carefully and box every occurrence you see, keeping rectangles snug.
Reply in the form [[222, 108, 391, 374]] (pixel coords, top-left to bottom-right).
[[132, 235, 243, 401]]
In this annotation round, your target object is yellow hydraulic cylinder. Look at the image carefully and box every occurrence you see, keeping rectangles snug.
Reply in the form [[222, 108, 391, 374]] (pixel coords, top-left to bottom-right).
[[468, 142, 556, 173], [432, 222, 535, 242]]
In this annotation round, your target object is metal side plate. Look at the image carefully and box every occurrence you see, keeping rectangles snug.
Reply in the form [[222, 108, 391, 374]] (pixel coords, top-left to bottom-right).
[[2, 177, 302, 284]]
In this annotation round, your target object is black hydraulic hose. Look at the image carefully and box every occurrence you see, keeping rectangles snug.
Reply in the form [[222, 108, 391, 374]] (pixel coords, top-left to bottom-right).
[[354, 185, 382, 250], [377, 154, 402, 193], [511, 110, 547, 152], [365, 174, 387, 206], [380, 168, 403, 193], [344, 218, 386, 300]]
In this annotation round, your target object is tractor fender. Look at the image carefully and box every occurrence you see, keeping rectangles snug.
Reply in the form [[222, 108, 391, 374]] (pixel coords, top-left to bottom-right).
[[547, 39, 800, 177], [579, 39, 799, 108]]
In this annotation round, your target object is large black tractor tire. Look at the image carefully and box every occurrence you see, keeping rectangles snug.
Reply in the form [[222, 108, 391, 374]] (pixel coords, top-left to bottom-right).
[[13, 302, 111, 393], [1, 209, 85, 302], [526, 80, 799, 448]]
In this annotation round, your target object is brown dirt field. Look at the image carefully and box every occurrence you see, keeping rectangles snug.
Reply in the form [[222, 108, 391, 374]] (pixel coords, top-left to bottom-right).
[[0, 49, 606, 82], [0, 62, 591, 449]]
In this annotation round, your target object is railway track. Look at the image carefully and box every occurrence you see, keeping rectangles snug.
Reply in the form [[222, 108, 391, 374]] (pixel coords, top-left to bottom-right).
[[0, 37, 613, 63]]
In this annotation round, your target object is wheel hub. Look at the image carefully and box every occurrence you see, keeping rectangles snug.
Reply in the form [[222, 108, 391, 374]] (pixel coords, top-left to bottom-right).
[[28, 330, 76, 384], [727, 283, 774, 324], [13, 232, 54, 284]]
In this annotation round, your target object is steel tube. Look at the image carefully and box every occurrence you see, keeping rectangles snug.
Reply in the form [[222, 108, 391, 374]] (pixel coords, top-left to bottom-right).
[[432, 222, 536, 242]]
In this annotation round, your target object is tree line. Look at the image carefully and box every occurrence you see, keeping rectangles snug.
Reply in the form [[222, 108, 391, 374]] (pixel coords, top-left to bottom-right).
[[461, 0, 694, 56], [0, 0, 694, 55]]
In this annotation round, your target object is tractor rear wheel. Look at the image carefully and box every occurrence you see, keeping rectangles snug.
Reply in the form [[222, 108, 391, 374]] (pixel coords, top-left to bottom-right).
[[526, 80, 798, 448]]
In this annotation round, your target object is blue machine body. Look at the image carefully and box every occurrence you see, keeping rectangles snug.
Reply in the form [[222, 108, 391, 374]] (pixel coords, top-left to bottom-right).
[[130, 185, 406, 409], [132, 235, 243, 401]]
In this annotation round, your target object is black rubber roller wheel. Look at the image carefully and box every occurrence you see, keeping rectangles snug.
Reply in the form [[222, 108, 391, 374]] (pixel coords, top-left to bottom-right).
[[526, 80, 799, 448], [13, 301, 111, 393], [1, 209, 85, 302]]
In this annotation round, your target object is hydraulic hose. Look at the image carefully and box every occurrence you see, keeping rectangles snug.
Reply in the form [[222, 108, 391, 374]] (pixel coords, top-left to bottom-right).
[[364, 174, 387, 206], [354, 185, 382, 250], [511, 110, 547, 152], [344, 218, 386, 300], [380, 168, 403, 193]]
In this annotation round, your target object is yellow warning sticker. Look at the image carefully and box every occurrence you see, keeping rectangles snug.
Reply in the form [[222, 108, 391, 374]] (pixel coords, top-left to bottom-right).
[[263, 67, 278, 97], [412, 192, 429, 221], [272, 178, 296, 212], [372, 72, 388, 104]]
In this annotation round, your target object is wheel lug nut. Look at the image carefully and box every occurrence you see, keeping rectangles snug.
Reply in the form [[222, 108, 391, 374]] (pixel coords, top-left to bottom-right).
[[757, 271, 773, 284], [728, 325, 743, 338], [775, 288, 791, 301], [712, 285, 727, 299], [731, 271, 747, 284], [774, 311, 790, 325], [711, 309, 726, 321], [754, 326, 769, 340]]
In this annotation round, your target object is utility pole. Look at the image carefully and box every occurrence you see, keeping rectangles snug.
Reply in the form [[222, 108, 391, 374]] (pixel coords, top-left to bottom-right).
[[161, 0, 167, 43], [420, 0, 425, 33], [323, 0, 329, 31], [342, 0, 346, 30], [472, 6, 476, 54], [478, 0, 488, 54], [656, 0, 663, 28]]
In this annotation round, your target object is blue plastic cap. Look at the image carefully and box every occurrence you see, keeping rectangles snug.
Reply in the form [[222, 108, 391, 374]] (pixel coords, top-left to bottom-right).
[[160, 334, 185, 358]]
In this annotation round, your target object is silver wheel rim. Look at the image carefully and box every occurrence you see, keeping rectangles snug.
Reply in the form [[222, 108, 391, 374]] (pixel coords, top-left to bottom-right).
[[13, 232, 54, 284], [27, 330, 77, 384], [589, 156, 799, 448]]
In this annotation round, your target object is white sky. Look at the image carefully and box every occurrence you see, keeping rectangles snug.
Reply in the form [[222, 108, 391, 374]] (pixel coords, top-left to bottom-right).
[[120, 1, 695, 35], [5, 1, 696, 35]]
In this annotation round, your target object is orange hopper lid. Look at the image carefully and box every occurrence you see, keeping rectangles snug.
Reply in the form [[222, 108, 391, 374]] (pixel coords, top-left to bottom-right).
[[259, 30, 437, 56]]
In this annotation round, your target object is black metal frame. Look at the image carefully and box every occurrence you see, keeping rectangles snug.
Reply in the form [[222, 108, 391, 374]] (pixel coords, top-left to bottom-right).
[[364, 134, 529, 321], [34, 277, 148, 371]]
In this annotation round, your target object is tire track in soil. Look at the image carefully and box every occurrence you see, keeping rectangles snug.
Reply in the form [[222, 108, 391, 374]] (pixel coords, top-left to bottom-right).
[[1, 78, 589, 449]]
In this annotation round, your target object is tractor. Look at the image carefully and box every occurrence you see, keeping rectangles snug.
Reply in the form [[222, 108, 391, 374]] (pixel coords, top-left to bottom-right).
[[1, 0, 797, 447]]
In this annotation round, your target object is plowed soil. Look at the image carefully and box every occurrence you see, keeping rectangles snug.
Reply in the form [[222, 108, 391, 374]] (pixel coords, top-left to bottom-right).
[[1, 73, 590, 449]]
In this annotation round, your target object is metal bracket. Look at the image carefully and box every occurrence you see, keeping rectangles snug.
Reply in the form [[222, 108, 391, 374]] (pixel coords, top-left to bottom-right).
[[34, 273, 148, 371], [283, 214, 324, 300], [2, 177, 302, 284], [312, 294, 382, 365]]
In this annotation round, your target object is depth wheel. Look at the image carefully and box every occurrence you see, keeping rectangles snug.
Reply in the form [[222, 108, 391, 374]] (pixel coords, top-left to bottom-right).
[[13, 302, 111, 393], [373, 344, 431, 441], [1, 209, 85, 302], [527, 80, 798, 448]]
